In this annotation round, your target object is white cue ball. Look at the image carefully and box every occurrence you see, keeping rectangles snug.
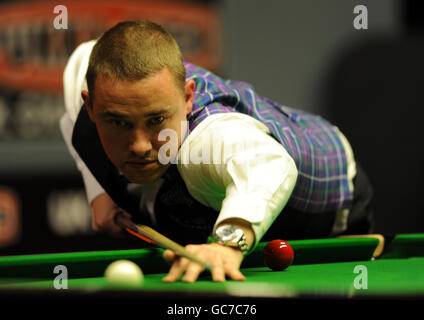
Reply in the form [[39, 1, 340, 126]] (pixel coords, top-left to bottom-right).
[[104, 260, 144, 286]]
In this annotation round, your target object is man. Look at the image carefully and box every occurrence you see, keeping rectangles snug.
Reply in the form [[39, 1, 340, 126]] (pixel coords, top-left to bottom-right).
[[60, 20, 373, 283]]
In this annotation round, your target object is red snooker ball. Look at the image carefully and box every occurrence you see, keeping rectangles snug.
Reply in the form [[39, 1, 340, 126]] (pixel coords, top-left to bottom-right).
[[263, 239, 294, 271]]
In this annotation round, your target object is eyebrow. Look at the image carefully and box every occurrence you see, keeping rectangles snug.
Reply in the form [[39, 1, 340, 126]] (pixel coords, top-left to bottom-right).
[[143, 109, 171, 117], [99, 111, 129, 119], [99, 109, 171, 119]]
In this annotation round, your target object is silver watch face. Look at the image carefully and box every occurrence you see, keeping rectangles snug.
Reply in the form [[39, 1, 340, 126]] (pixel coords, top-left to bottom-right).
[[215, 224, 243, 243]]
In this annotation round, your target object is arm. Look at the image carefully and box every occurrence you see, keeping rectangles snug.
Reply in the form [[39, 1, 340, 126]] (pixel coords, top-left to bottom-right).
[[61, 40, 128, 234], [163, 113, 298, 282], [60, 113, 130, 234], [61, 39, 105, 205]]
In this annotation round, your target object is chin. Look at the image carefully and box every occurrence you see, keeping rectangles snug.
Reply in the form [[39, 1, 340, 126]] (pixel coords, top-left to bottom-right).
[[124, 167, 169, 185], [125, 173, 158, 185]]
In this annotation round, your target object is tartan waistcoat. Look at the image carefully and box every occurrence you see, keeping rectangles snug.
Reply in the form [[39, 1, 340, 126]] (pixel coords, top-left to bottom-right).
[[184, 62, 353, 212], [71, 62, 354, 242]]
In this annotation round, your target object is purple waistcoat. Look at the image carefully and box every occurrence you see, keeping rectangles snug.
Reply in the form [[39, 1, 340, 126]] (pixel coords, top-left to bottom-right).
[[185, 62, 353, 213]]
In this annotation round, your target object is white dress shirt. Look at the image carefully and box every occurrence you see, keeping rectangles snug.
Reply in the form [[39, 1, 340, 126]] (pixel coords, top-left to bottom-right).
[[60, 41, 356, 248]]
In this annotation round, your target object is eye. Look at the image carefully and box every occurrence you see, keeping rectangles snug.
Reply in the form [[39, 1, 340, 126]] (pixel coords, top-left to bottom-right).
[[148, 116, 165, 126], [110, 119, 131, 128]]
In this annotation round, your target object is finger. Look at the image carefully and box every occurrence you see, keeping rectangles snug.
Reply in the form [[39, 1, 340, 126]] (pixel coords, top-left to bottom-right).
[[162, 257, 189, 283], [211, 266, 226, 282], [113, 211, 132, 231], [105, 221, 122, 234], [92, 215, 121, 234], [224, 264, 246, 281], [92, 219, 101, 232], [182, 261, 205, 283]]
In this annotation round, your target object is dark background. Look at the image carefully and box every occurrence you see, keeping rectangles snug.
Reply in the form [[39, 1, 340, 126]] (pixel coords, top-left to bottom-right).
[[0, 0, 422, 255]]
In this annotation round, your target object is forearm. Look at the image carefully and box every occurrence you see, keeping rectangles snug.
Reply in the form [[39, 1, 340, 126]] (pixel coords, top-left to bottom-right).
[[177, 113, 298, 250]]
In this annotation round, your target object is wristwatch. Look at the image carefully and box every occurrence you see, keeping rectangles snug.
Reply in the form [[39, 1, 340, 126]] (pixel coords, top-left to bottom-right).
[[207, 224, 249, 256]]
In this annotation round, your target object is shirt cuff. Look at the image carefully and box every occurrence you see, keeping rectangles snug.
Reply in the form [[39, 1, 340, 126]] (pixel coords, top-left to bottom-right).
[[214, 194, 267, 248], [215, 177, 296, 252]]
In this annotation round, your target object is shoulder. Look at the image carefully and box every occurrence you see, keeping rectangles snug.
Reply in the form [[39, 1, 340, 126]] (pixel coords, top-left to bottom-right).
[[178, 112, 280, 164], [189, 113, 271, 139], [184, 61, 227, 88], [64, 40, 97, 82], [63, 40, 97, 123]]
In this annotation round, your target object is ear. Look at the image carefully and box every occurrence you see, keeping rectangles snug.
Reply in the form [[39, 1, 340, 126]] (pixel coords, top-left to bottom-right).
[[81, 90, 95, 122], [184, 79, 195, 115]]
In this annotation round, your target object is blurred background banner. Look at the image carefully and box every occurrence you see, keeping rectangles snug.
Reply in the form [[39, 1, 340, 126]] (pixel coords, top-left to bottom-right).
[[0, 0, 222, 254], [0, 0, 222, 94], [0, 0, 221, 141], [0, 187, 21, 247], [0, 0, 422, 255]]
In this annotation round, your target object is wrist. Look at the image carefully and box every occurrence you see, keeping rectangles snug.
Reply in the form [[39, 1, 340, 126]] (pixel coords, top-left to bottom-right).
[[208, 222, 252, 256], [217, 218, 255, 247]]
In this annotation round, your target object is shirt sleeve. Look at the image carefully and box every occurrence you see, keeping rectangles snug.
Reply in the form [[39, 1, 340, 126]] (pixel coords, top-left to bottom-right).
[[60, 113, 105, 204], [63, 40, 96, 122], [177, 113, 298, 249], [60, 39, 105, 204]]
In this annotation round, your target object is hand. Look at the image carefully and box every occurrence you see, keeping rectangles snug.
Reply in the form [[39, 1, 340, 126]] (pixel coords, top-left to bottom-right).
[[90, 193, 131, 235], [162, 243, 246, 283]]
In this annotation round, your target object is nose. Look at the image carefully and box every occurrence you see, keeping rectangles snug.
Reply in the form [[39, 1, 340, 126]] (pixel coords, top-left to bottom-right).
[[128, 128, 153, 157]]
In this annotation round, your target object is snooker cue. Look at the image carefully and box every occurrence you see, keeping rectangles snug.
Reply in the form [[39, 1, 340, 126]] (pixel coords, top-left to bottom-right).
[[115, 213, 213, 271]]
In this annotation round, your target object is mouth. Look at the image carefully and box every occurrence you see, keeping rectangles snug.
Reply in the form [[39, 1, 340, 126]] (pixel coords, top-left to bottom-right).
[[125, 160, 158, 170]]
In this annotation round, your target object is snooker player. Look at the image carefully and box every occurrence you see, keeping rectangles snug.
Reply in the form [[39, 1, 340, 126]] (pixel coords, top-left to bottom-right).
[[60, 20, 374, 283]]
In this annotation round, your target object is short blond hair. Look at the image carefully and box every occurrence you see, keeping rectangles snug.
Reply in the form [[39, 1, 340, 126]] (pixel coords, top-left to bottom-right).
[[86, 20, 186, 102]]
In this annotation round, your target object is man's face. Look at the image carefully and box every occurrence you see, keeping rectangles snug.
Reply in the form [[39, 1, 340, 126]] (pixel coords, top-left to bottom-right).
[[83, 68, 194, 184]]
